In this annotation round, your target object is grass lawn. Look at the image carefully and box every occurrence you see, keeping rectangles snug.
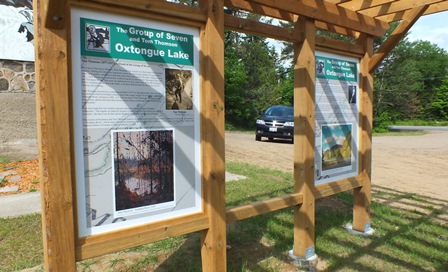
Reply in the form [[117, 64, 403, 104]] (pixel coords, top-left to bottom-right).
[[0, 162, 447, 271]]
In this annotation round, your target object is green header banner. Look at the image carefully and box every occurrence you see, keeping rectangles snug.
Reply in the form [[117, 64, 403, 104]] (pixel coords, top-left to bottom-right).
[[81, 18, 194, 66], [316, 56, 357, 82]]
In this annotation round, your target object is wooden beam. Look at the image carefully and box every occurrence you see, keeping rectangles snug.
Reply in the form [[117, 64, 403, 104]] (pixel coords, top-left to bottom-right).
[[326, 0, 350, 3], [225, 0, 294, 21], [223, 14, 363, 56], [76, 213, 209, 260], [316, 22, 361, 37], [224, 14, 303, 42], [353, 34, 374, 233], [45, 0, 67, 29], [314, 174, 366, 199], [369, 5, 429, 72], [224, 0, 360, 37], [35, 0, 76, 270], [87, 0, 207, 23], [338, 0, 396, 11], [359, 0, 444, 17], [378, 2, 448, 22], [423, 1, 448, 15], [251, 0, 389, 36], [316, 36, 365, 56], [293, 16, 316, 259], [200, 0, 227, 271], [226, 193, 303, 223]]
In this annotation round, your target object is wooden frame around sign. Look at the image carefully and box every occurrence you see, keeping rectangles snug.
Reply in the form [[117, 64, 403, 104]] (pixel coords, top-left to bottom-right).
[[35, 0, 374, 270]]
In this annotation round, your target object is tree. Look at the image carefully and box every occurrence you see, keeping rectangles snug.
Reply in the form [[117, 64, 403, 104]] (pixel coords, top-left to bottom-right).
[[374, 58, 423, 122], [429, 76, 448, 119], [223, 14, 284, 128], [374, 39, 448, 125], [224, 38, 251, 127]]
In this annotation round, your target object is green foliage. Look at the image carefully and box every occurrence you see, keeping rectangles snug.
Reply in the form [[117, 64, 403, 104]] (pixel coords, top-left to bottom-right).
[[0, 155, 10, 164], [277, 71, 294, 105], [374, 58, 423, 121], [224, 21, 286, 128], [394, 119, 448, 126], [2, 163, 448, 271], [373, 111, 393, 133], [374, 39, 448, 126], [429, 76, 448, 119], [224, 17, 448, 129]]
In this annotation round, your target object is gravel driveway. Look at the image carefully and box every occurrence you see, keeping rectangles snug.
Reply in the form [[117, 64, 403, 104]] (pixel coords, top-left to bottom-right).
[[225, 131, 448, 200]]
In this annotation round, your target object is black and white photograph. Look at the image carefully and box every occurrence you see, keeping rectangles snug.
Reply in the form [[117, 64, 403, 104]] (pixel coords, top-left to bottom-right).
[[165, 68, 193, 110], [316, 59, 325, 76], [348, 85, 357, 104], [85, 23, 110, 52]]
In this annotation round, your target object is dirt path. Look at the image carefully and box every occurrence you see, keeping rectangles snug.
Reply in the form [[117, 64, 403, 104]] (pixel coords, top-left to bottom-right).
[[225, 131, 448, 200]]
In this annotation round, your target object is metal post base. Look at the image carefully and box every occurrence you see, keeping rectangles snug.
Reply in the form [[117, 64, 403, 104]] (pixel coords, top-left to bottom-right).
[[345, 223, 375, 236], [288, 250, 318, 272]]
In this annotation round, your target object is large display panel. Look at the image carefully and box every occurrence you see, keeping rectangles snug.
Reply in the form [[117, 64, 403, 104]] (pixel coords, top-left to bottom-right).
[[71, 8, 201, 237], [314, 51, 360, 186]]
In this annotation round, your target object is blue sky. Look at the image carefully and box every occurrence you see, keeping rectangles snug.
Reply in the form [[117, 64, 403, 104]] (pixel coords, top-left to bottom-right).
[[408, 12, 448, 51]]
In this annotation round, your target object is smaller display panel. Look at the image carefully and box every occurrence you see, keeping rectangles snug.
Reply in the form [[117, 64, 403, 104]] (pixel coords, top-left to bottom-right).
[[314, 52, 359, 185]]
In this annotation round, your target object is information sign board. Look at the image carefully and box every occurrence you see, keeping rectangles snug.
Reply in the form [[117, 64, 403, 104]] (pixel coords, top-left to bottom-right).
[[314, 51, 359, 186], [71, 8, 201, 237]]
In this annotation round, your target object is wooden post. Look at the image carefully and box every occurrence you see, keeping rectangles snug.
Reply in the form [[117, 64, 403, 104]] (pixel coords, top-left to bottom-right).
[[353, 35, 374, 232], [34, 0, 77, 270], [292, 16, 316, 259], [200, 0, 227, 271]]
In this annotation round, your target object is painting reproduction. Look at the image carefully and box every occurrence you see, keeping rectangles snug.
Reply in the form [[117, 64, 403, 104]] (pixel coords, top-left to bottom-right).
[[113, 129, 175, 213], [321, 124, 352, 171]]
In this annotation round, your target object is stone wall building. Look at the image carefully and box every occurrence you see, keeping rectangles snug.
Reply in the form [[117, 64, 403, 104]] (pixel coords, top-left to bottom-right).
[[0, 59, 37, 160]]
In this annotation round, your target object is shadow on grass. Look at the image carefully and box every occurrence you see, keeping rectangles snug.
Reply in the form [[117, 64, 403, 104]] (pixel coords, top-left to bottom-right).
[[3, 163, 447, 271], [154, 177, 447, 271]]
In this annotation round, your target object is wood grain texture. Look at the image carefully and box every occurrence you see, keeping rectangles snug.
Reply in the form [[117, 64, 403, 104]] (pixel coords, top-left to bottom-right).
[[35, 0, 77, 270], [370, 5, 429, 72], [76, 213, 209, 260], [293, 16, 316, 258], [353, 34, 374, 232], [226, 193, 303, 223], [199, 0, 227, 271]]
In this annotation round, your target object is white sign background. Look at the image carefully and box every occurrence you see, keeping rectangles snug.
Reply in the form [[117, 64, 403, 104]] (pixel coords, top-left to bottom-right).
[[71, 8, 201, 237], [314, 51, 360, 186]]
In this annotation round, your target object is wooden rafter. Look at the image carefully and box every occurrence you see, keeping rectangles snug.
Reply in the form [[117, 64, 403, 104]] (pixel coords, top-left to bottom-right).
[[42, 0, 448, 40], [326, 0, 350, 4], [369, 5, 430, 72], [250, 0, 389, 36], [338, 0, 397, 11], [224, 14, 364, 56], [379, 1, 448, 22], [224, 0, 360, 37], [224, 15, 303, 42], [359, 0, 445, 17]]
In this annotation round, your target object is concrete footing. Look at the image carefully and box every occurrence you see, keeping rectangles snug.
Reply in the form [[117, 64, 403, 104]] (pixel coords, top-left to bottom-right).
[[288, 250, 318, 272], [344, 223, 375, 236]]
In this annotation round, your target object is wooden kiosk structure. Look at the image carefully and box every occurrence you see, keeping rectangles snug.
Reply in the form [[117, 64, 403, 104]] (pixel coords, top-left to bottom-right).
[[34, 0, 448, 270]]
